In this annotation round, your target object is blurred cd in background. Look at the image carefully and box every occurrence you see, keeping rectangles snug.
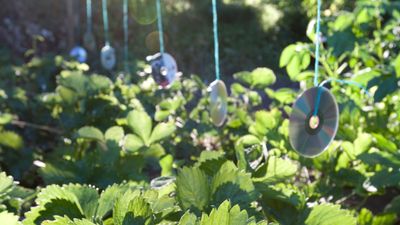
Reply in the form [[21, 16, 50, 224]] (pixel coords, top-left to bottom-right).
[[208, 80, 228, 127], [69, 46, 87, 63], [149, 52, 178, 88], [101, 44, 116, 70]]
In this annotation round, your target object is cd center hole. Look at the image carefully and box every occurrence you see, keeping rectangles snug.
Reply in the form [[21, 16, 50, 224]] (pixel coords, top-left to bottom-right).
[[160, 67, 168, 76], [309, 115, 320, 130]]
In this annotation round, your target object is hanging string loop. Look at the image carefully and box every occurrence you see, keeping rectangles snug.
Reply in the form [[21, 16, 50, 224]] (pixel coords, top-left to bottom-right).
[[156, 0, 165, 55], [212, 0, 221, 81], [313, 0, 322, 87], [102, 0, 110, 44], [123, 0, 129, 72]]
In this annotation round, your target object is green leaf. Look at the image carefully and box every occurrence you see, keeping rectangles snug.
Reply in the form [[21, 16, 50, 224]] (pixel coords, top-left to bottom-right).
[[77, 126, 104, 142], [306, 19, 316, 42], [200, 201, 250, 225], [88, 75, 113, 93], [369, 169, 400, 189], [178, 211, 198, 225], [57, 86, 78, 104], [105, 126, 124, 150], [113, 191, 144, 225], [0, 172, 15, 201], [280, 45, 296, 68], [250, 68, 276, 88], [327, 30, 356, 56], [176, 167, 210, 212], [0, 211, 19, 225], [257, 183, 304, 225], [195, 151, 227, 176], [265, 88, 296, 104], [105, 126, 124, 142], [127, 110, 152, 145], [385, 195, 400, 215], [234, 68, 276, 88], [0, 113, 13, 125], [23, 185, 84, 225], [149, 122, 176, 144], [155, 110, 170, 121], [123, 196, 153, 225], [59, 71, 89, 96], [42, 215, 97, 225], [357, 208, 397, 225], [395, 55, 400, 78], [36, 198, 85, 224], [113, 191, 153, 225], [0, 131, 23, 150], [124, 134, 144, 153], [249, 110, 278, 137], [233, 71, 252, 86], [64, 184, 99, 220], [211, 161, 256, 207], [253, 156, 298, 184], [97, 183, 129, 220], [160, 154, 174, 176], [303, 204, 356, 225], [372, 133, 397, 153]]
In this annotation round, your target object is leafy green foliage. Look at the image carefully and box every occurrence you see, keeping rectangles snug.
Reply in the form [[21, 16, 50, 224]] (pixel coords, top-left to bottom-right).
[[0, 1, 399, 224]]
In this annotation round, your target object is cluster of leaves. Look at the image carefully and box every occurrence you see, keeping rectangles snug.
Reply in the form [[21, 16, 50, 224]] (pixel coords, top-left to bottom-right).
[[0, 0, 399, 224], [1, 152, 357, 225]]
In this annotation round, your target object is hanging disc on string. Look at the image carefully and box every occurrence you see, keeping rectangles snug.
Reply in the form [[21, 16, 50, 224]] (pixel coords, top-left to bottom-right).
[[69, 46, 87, 63], [289, 86, 339, 157], [101, 44, 116, 70], [208, 80, 228, 127], [148, 53, 178, 88], [83, 31, 96, 52]]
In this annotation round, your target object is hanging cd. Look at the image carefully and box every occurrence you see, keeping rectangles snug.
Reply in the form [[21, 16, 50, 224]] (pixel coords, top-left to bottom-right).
[[101, 44, 116, 70], [289, 86, 339, 157], [83, 31, 96, 52], [148, 53, 178, 88], [69, 46, 87, 63], [208, 80, 228, 127]]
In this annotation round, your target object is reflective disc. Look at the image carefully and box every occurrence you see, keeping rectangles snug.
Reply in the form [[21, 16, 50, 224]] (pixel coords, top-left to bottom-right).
[[83, 31, 96, 52], [289, 87, 339, 157], [69, 46, 87, 63], [148, 53, 178, 88], [208, 80, 228, 127], [101, 44, 116, 70]]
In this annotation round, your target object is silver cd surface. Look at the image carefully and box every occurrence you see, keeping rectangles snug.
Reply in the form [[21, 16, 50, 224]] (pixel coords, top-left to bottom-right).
[[69, 46, 87, 63], [208, 80, 228, 127], [101, 44, 116, 70], [149, 53, 178, 88], [289, 87, 339, 157]]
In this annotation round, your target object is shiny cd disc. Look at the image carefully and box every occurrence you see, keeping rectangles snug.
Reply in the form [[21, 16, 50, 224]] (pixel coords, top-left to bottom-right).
[[149, 53, 178, 88], [83, 31, 96, 52], [101, 44, 116, 70], [208, 80, 228, 127], [289, 87, 339, 157], [69, 46, 87, 63]]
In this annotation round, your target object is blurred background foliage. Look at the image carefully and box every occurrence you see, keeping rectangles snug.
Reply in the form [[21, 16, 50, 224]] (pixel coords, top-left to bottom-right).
[[0, 0, 351, 82]]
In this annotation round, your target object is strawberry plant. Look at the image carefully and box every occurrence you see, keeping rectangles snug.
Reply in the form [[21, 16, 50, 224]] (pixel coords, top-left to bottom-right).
[[0, 0, 399, 224]]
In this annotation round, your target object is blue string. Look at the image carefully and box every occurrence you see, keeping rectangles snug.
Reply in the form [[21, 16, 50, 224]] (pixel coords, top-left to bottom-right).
[[86, 0, 92, 32], [314, 0, 322, 87], [212, 0, 221, 80], [156, 0, 165, 55], [102, 0, 110, 44], [313, 78, 371, 116], [123, 0, 129, 72]]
